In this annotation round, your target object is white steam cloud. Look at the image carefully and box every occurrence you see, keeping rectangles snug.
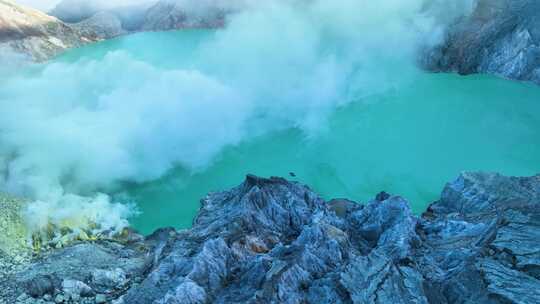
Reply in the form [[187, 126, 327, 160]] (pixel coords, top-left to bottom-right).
[[16, 0, 155, 11], [0, 0, 474, 236], [15, 0, 61, 11]]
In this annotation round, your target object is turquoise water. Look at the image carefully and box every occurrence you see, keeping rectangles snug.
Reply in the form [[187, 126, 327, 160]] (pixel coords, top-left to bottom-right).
[[13, 30, 540, 234], [58, 30, 212, 69], [123, 69, 540, 234]]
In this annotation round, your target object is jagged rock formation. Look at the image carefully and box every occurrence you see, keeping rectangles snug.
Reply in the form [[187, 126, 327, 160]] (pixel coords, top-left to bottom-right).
[[0, 0, 94, 61], [71, 12, 126, 40], [50, 0, 153, 35], [9, 0, 540, 81], [49, 0, 109, 23], [141, 0, 230, 31], [424, 0, 540, 84], [1, 172, 540, 303], [50, 0, 234, 37]]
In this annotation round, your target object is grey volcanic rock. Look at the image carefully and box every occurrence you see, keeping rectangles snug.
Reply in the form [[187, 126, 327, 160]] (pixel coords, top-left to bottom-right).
[[51, 0, 154, 33], [419, 172, 540, 303], [0, 0, 94, 61], [49, 0, 238, 41], [51, 0, 235, 34], [50, 0, 108, 24], [2, 172, 540, 303], [72, 12, 126, 40], [2, 232, 155, 303], [142, 0, 238, 31], [424, 0, 540, 84]]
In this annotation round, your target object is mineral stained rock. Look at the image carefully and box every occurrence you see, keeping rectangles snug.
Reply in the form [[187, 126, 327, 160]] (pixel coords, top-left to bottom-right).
[[50, 0, 236, 38], [71, 11, 126, 40], [50, 0, 153, 36], [0, 0, 95, 61], [423, 0, 540, 85], [141, 0, 230, 31], [2, 172, 540, 303]]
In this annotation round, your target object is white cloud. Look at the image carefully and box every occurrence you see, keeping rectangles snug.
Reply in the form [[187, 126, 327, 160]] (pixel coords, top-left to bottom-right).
[[15, 0, 60, 11], [15, 0, 155, 12], [0, 0, 474, 235]]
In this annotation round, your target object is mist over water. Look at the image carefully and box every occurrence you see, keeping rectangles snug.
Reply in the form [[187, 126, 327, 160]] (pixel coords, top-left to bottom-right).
[[1, 0, 539, 235], [123, 63, 540, 233]]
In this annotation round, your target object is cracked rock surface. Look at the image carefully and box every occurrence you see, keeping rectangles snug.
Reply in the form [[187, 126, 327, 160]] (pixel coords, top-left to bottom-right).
[[423, 0, 540, 85], [0, 0, 95, 61], [1, 172, 540, 303]]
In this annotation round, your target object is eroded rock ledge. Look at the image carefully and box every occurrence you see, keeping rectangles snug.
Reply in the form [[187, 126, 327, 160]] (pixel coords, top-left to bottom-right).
[[0, 0, 96, 61], [424, 0, 540, 85], [1, 172, 539, 303]]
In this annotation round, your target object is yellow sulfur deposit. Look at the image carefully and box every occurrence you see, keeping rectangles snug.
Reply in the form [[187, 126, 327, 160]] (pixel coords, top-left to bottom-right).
[[0, 194, 30, 256]]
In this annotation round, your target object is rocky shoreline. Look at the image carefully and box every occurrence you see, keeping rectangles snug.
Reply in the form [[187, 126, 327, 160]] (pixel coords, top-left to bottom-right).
[[0, 0, 96, 61], [0, 0, 234, 61], [1, 172, 539, 303], [2, 0, 540, 86], [423, 0, 540, 85], [1, 1, 540, 303]]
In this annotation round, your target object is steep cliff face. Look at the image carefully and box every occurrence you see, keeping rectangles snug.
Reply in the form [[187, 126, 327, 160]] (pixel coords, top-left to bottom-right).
[[424, 0, 540, 84], [50, 0, 111, 23], [2, 172, 540, 303], [49, 0, 231, 39], [50, 0, 153, 34], [71, 12, 126, 40], [141, 0, 230, 31], [0, 0, 94, 61]]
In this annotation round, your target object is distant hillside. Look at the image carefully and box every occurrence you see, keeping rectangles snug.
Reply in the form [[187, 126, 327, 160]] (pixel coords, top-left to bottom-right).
[[423, 0, 540, 84], [0, 0, 94, 61], [50, 0, 242, 35], [50, 0, 152, 31]]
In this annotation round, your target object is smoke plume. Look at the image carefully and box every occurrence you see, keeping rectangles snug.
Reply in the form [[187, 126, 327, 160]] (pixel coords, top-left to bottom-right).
[[0, 0, 475, 237]]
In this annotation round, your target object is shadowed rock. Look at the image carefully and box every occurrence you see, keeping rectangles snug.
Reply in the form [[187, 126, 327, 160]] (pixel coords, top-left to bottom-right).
[[71, 11, 126, 40], [423, 0, 540, 85], [141, 0, 231, 31], [1, 172, 540, 303]]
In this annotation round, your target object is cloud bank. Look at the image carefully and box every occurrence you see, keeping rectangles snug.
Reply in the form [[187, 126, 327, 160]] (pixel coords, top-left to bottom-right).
[[16, 0, 155, 12], [16, 0, 60, 11]]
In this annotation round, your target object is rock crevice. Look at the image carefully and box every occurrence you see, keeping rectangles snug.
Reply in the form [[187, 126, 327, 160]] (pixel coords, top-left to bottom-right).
[[2, 172, 540, 303], [0, 0, 96, 61], [423, 0, 540, 84]]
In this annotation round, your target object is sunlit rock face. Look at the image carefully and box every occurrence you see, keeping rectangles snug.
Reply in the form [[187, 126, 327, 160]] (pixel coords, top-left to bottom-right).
[[424, 0, 540, 84], [0, 0, 94, 61], [3, 173, 540, 303]]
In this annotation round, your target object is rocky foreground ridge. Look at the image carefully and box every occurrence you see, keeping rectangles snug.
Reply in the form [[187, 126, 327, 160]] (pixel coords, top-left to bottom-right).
[[424, 0, 540, 84], [1, 172, 539, 303]]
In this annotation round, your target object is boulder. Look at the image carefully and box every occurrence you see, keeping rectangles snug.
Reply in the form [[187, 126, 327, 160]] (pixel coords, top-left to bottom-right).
[[2, 172, 540, 303]]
